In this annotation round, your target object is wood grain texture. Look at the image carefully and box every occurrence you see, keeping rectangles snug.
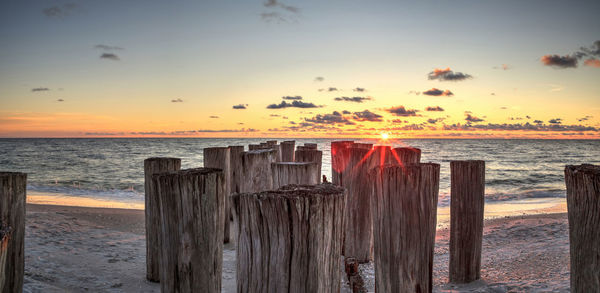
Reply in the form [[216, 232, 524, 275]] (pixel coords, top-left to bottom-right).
[[280, 140, 296, 162], [391, 147, 421, 165], [303, 143, 318, 150], [143, 157, 181, 282], [565, 164, 600, 293], [229, 146, 244, 194], [0, 172, 26, 293], [204, 147, 232, 243], [343, 147, 373, 262], [239, 149, 277, 193], [271, 162, 319, 189], [449, 160, 485, 283], [294, 149, 323, 183], [331, 141, 355, 186], [154, 168, 226, 293], [0, 225, 10, 292], [370, 164, 440, 293], [232, 184, 345, 293]]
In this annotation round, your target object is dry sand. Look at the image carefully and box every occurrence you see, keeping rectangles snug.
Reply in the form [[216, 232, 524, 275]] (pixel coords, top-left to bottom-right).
[[23, 204, 570, 292]]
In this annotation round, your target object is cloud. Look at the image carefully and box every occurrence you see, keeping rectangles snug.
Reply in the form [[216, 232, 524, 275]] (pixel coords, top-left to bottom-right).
[[209, 116, 219, 119], [428, 68, 472, 81], [578, 115, 593, 122], [57, 99, 64, 102], [540, 55, 577, 68], [314, 76, 324, 82], [328, 87, 338, 92], [423, 88, 454, 97], [266, 100, 320, 109], [334, 96, 372, 103], [584, 59, 600, 68], [465, 114, 484, 123], [31, 87, 50, 92], [577, 40, 600, 58], [260, 12, 287, 23], [427, 118, 442, 124], [94, 44, 123, 51], [171, 98, 183, 103], [493, 64, 511, 70], [534, 120, 543, 124], [425, 106, 444, 112], [261, 0, 299, 23], [264, 0, 299, 13], [352, 110, 383, 122], [443, 122, 597, 132], [100, 53, 120, 61], [548, 118, 562, 124], [232, 104, 247, 109], [42, 3, 77, 18], [304, 111, 354, 125], [408, 90, 421, 95], [342, 110, 351, 114], [386, 106, 419, 117], [282, 95, 303, 100], [353, 87, 366, 92]]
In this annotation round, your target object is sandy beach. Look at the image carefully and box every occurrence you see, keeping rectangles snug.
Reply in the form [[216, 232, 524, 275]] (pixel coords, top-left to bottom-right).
[[21, 202, 570, 293]]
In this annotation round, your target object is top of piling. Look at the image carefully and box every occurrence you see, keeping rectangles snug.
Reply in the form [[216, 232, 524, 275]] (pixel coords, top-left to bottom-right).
[[204, 147, 230, 151], [144, 157, 181, 163], [0, 171, 27, 178], [234, 183, 344, 200], [152, 167, 223, 178], [565, 164, 600, 175]]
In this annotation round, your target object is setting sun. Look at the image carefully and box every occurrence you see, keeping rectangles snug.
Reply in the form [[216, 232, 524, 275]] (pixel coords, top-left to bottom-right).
[[381, 133, 390, 140]]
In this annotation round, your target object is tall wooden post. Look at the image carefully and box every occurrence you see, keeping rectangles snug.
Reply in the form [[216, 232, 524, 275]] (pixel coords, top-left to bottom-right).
[[565, 164, 600, 293], [331, 140, 354, 186], [271, 162, 319, 189], [449, 160, 485, 283], [228, 146, 244, 194], [143, 157, 181, 282], [0, 172, 26, 293], [391, 147, 421, 165], [239, 149, 277, 193], [304, 143, 318, 150], [354, 143, 373, 150], [370, 164, 440, 293], [295, 149, 323, 183], [266, 140, 277, 146], [233, 184, 345, 292], [204, 147, 232, 243], [280, 140, 295, 162], [0, 225, 9, 292], [154, 168, 225, 293], [343, 147, 373, 262]]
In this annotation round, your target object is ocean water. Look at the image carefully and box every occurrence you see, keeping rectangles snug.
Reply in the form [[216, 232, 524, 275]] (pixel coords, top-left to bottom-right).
[[0, 138, 598, 207]]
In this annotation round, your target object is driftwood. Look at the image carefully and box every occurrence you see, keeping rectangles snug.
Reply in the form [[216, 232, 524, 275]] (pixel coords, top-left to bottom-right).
[[233, 184, 345, 293], [154, 168, 225, 293], [343, 147, 373, 262], [449, 160, 485, 283], [0, 172, 26, 293], [565, 164, 600, 293], [143, 157, 181, 282], [331, 141, 355, 186], [204, 147, 232, 243], [295, 149, 323, 183], [280, 140, 296, 162], [271, 162, 319, 189], [370, 164, 440, 293], [239, 149, 277, 193]]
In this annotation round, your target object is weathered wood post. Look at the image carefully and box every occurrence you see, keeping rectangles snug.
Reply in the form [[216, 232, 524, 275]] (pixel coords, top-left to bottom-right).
[[0, 225, 11, 292], [266, 140, 277, 146], [143, 157, 181, 282], [0, 172, 26, 293], [154, 168, 225, 293], [391, 147, 421, 165], [280, 140, 295, 162], [204, 147, 232, 243], [233, 184, 345, 292], [239, 149, 277, 193], [354, 143, 373, 150], [449, 160, 485, 283], [343, 147, 373, 262], [331, 140, 354, 186], [304, 143, 318, 150], [295, 149, 323, 183], [228, 146, 244, 194], [271, 162, 319, 189], [565, 164, 600, 293], [370, 164, 440, 292]]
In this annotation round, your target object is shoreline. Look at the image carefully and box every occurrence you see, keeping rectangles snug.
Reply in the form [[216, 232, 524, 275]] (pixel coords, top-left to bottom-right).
[[23, 203, 570, 292]]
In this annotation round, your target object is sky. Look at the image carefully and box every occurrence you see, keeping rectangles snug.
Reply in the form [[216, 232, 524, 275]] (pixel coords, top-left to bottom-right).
[[1, 0, 599, 138]]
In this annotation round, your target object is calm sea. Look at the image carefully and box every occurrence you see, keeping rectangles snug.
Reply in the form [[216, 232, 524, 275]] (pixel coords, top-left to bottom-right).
[[1, 138, 598, 207]]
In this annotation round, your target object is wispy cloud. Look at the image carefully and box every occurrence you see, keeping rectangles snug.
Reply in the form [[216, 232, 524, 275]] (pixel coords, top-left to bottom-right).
[[352, 110, 383, 122], [171, 98, 183, 103], [42, 3, 77, 18], [264, 0, 299, 13], [541, 55, 577, 68], [209, 116, 219, 119], [541, 40, 600, 69], [334, 96, 372, 103], [425, 106, 444, 112], [423, 88, 454, 97], [100, 53, 120, 61], [304, 111, 354, 125], [584, 59, 600, 68], [261, 0, 299, 23], [31, 87, 50, 92], [314, 76, 324, 82], [353, 87, 366, 92], [233, 104, 248, 109], [282, 96, 303, 100], [94, 44, 123, 51], [548, 118, 562, 124], [428, 68, 472, 81], [465, 114, 485, 123], [386, 106, 420, 117], [493, 64, 511, 70], [266, 100, 321, 109], [57, 99, 64, 102]]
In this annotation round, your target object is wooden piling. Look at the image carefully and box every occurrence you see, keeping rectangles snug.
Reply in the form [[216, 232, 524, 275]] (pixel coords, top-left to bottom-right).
[[280, 140, 295, 162], [204, 147, 232, 243], [143, 157, 181, 282], [0, 226, 11, 292], [266, 140, 277, 146], [295, 149, 323, 183], [343, 147, 373, 262], [449, 160, 485, 283], [370, 164, 440, 293], [154, 168, 225, 293], [0, 172, 26, 293], [331, 140, 354, 186], [304, 143, 318, 150], [239, 149, 277, 193], [271, 162, 319, 189], [565, 164, 600, 293], [391, 147, 421, 165], [228, 146, 244, 194], [232, 184, 345, 293], [354, 143, 373, 150]]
